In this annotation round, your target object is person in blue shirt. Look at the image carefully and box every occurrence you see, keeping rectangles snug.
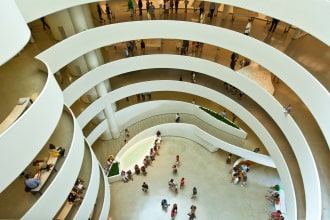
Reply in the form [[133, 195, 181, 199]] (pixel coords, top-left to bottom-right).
[[25, 172, 41, 191]]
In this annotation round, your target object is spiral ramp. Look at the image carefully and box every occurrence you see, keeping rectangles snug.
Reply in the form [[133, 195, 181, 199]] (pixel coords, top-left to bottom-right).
[[0, 0, 329, 219]]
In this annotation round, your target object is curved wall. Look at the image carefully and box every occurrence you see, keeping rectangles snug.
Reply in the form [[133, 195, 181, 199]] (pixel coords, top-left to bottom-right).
[[116, 118, 275, 168], [0, 75, 63, 192], [15, 0, 330, 45], [2, 1, 327, 220], [36, 22, 330, 148], [52, 50, 320, 219], [79, 79, 298, 217], [22, 110, 85, 219], [0, 0, 30, 65], [74, 149, 100, 219]]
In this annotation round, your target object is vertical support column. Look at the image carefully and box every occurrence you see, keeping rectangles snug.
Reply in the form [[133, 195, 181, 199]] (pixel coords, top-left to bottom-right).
[[68, 5, 118, 140], [95, 82, 120, 139]]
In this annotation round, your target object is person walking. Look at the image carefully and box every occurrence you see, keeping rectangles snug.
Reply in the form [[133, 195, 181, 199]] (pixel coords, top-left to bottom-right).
[[191, 186, 197, 199], [244, 18, 252, 35], [40, 17, 50, 30], [105, 3, 112, 23]]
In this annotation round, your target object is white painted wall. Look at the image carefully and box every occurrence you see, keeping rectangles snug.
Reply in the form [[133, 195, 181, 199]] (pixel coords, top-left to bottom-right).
[[22, 113, 85, 219], [0, 75, 63, 192], [15, 0, 330, 45], [0, 0, 30, 65], [115, 123, 275, 167], [74, 150, 99, 219], [37, 22, 330, 148]]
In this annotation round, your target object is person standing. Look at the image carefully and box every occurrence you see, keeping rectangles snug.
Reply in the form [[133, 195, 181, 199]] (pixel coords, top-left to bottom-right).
[[199, 1, 205, 16], [40, 17, 50, 30], [128, 0, 134, 17], [105, 3, 112, 23], [244, 18, 252, 35], [188, 205, 197, 219], [284, 104, 292, 114], [184, 0, 189, 12], [140, 40, 146, 54], [175, 113, 180, 122], [171, 203, 178, 219], [221, 110, 226, 118], [149, 2, 156, 19], [269, 18, 280, 32], [174, 0, 179, 13], [164, 0, 170, 16], [180, 177, 185, 188], [191, 186, 197, 199], [138, 0, 143, 15], [209, 2, 216, 20], [146, 0, 151, 12], [97, 4, 104, 23], [158, 0, 164, 15]]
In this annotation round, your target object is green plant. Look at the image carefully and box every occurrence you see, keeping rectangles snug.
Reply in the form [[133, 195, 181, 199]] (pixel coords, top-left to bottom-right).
[[199, 107, 240, 129], [108, 161, 119, 177]]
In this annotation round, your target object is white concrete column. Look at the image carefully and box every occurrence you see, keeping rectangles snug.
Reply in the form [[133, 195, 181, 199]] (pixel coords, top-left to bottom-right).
[[95, 83, 120, 139], [46, 10, 75, 41], [68, 5, 118, 139]]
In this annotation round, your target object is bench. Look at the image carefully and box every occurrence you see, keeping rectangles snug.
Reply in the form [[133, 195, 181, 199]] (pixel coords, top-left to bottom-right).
[[231, 7, 258, 21], [0, 97, 32, 134], [145, 39, 162, 50], [31, 154, 58, 194], [55, 201, 74, 220], [265, 17, 292, 33], [275, 189, 287, 216]]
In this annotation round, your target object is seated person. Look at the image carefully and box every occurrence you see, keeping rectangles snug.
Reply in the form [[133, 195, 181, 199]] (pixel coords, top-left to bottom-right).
[[49, 144, 65, 157], [270, 184, 281, 191], [24, 172, 41, 192], [180, 177, 185, 188], [143, 158, 148, 167], [176, 155, 180, 165], [266, 191, 280, 204], [172, 165, 177, 174], [126, 170, 133, 181], [146, 156, 153, 166], [161, 199, 170, 208], [271, 210, 282, 220], [168, 179, 175, 188], [67, 191, 83, 204], [134, 164, 141, 175], [33, 160, 53, 171], [121, 170, 128, 183], [153, 145, 159, 155], [141, 166, 147, 175], [142, 182, 149, 192], [73, 178, 85, 192]]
